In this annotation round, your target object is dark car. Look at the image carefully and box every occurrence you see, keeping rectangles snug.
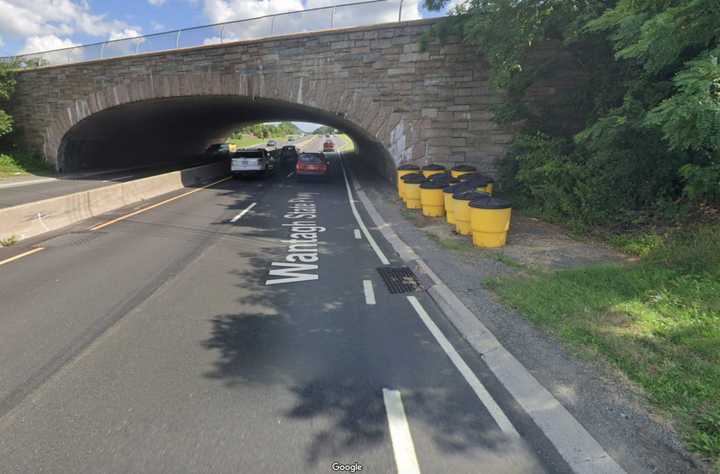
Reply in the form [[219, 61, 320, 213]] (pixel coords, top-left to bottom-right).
[[323, 140, 335, 152], [280, 145, 299, 162], [266, 139, 278, 148], [204, 143, 231, 160], [231, 148, 276, 177], [295, 153, 329, 178]]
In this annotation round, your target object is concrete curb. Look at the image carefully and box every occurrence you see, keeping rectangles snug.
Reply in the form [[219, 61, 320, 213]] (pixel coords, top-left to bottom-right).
[[0, 160, 229, 242], [348, 169, 627, 474]]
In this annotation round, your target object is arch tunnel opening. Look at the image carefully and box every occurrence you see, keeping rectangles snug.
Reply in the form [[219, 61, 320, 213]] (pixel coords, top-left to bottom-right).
[[57, 95, 393, 176]]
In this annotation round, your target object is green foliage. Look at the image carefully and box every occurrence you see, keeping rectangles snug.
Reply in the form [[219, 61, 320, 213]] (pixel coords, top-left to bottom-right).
[[426, 0, 720, 228], [0, 151, 52, 176], [607, 231, 664, 257], [587, 0, 720, 76], [644, 50, 720, 153], [0, 61, 16, 138], [679, 162, 720, 203], [488, 224, 720, 466], [232, 122, 301, 139], [425, 1, 608, 88], [427, 1, 720, 462], [504, 131, 685, 229], [313, 125, 339, 135], [0, 234, 18, 247], [645, 224, 720, 276]]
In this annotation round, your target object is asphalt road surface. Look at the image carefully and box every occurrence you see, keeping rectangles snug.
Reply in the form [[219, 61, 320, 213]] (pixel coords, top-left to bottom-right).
[[0, 137, 571, 473], [0, 137, 307, 209]]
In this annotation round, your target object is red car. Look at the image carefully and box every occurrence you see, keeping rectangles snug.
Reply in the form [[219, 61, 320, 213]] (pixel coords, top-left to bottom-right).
[[323, 140, 335, 152], [296, 153, 329, 178]]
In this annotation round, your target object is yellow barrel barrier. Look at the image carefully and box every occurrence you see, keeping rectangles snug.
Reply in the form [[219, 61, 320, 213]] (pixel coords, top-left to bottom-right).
[[469, 197, 512, 248], [428, 172, 459, 185], [458, 173, 495, 195], [443, 182, 473, 225], [452, 190, 491, 236], [401, 173, 426, 209], [421, 164, 447, 179], [397, 164, 420, 202], [451, 164, 477, 178], [419, 180, 447, 217], [481, 177, 495, 195]]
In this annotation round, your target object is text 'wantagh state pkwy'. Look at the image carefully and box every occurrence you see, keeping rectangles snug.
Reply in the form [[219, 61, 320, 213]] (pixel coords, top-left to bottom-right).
[[265, 192, 324, 285]]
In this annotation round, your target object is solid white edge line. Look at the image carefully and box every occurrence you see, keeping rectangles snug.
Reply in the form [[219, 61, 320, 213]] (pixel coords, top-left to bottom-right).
[[406, 295, 519, 437], [363, 279, 376, 305], [230, 202, 257, 223], [354, 229, 362, 240], [338, 152, 390, 265], [383, 389, 422, 474], [350, 177, 626, 474]]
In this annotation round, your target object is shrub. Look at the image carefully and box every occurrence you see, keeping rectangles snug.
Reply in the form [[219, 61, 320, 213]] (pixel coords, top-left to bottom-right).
[[425, 0, 720, 228]]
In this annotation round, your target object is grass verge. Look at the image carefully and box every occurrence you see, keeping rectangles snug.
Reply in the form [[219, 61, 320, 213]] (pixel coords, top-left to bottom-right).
[[0, 235, 18, 247], [228, 134, 312, 149], [226, 134, 268, 148], [0, 152, 53, 178], [486, 224, 720, 468], [337, 134, 355, 152]]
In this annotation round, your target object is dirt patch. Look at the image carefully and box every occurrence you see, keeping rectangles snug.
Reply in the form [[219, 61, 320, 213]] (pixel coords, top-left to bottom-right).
[[401, 204, 634, 271]]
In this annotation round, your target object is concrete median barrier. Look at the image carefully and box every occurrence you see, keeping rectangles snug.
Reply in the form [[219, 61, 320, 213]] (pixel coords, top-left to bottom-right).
[[0, 160, 229, 242]]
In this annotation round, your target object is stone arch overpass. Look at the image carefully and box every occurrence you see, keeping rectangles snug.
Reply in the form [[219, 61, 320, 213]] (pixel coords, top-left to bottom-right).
[[8, 19, 515, 178]]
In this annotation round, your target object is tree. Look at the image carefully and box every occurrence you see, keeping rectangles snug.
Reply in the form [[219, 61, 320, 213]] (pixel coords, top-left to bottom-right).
[[0, 60, 17, 139], [313, 125, 339, 134], [233, 122, 302, 138], [424, 0, 720, 229]]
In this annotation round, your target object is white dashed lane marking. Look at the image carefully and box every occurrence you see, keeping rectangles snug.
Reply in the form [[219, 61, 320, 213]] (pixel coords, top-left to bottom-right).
[[383, 389, 421, 474], [363, 280, 376, 305], [230, 202, 257, 223]]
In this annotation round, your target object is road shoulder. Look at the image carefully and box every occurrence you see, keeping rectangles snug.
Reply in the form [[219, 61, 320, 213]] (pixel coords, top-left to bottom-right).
[[348, 158, 704, 474]]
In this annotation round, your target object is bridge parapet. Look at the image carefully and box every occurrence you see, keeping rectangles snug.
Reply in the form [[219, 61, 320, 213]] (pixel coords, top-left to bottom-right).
[[9, 19, 514, 178]]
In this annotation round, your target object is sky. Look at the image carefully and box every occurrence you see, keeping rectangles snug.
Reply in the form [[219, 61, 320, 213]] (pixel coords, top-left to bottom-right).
[[0, 0, 451, 57]]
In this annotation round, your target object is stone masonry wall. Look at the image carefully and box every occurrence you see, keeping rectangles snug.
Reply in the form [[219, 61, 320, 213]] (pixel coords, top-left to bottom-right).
[[9, 19, 513, 178]]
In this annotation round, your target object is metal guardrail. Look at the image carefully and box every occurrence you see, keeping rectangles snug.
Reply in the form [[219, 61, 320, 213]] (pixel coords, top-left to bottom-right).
[[1, 0, 407, 69]]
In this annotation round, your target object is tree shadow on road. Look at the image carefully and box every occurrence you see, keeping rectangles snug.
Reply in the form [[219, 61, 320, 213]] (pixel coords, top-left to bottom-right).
[[198, 155, 539, 471]]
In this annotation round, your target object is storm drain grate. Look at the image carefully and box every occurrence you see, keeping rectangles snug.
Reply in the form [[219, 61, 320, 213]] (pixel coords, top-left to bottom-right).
[[377, 267, 420, 294]]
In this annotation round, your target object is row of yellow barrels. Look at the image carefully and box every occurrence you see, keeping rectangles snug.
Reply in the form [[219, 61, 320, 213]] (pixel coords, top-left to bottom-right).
[[397, 164, 512, 248]]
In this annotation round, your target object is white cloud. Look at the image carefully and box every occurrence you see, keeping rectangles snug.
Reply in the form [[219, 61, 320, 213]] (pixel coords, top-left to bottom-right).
[[203, 0, 303, 23], [444, 0, 469, 13], [201, 0, 420, 38], [148, 0, 166, 5], [109, 28, 142, 41], [19, 34, 77, 54], [0, 0, 141, 54], [150, 20, 165, 31]]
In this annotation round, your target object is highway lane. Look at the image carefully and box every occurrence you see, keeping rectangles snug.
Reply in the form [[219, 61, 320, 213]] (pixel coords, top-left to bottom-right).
[[0, 135, 311, 210], [0, 160, 219, 209], [0, 138, 568, 473]]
